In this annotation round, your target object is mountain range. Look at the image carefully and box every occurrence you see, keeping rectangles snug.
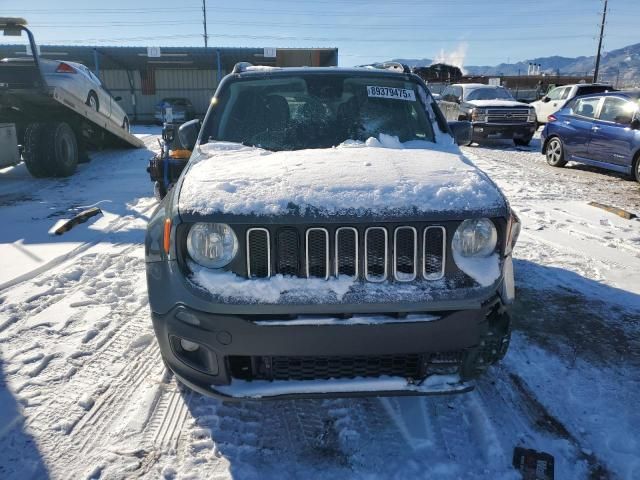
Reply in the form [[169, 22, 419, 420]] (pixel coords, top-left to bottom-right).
[[390, 42, 640, 86]]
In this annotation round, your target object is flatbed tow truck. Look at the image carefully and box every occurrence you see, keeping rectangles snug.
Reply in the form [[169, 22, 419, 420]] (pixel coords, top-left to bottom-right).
[[0, 18, 144, 177]]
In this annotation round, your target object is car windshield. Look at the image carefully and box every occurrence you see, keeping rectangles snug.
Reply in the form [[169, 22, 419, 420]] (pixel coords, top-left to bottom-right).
[[201, 73, 435, 151], [465, 87, 514, 101]]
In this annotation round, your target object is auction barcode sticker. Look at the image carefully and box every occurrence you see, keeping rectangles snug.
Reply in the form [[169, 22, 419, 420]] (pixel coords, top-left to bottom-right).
[[367, 86, 416, 101]]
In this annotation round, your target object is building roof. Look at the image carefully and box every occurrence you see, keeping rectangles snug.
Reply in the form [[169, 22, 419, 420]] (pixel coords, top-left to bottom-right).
[[0, 44, 338, 71]]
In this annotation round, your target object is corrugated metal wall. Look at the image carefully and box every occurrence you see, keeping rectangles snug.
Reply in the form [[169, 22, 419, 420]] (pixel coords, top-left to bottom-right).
[[99, 68, 219, 122]]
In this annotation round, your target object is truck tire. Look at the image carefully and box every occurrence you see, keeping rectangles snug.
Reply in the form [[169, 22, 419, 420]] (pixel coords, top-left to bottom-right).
[[22, 123, 52, 178], [42, 122, 78, 177]]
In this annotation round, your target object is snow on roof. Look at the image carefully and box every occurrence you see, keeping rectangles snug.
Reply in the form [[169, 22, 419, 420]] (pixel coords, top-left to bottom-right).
[[178, 136, 506, 218]]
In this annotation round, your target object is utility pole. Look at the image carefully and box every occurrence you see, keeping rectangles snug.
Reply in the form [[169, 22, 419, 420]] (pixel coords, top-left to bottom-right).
[[202, 0, 209, 48], [593, 0, 608, 83]]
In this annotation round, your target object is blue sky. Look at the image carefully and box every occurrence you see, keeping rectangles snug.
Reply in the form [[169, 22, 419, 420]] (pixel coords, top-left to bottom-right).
[[2, 0, 638, 67]]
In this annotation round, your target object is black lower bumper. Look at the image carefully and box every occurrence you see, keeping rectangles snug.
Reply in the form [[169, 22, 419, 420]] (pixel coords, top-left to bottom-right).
[[472, 122, 536, 141], [152, 297, 510, 399]]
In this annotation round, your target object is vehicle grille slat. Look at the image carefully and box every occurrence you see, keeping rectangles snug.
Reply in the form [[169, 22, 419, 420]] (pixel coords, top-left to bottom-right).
[[277, 228, 299, 276], [306, 228, 329, 279], [246, 228, 270, 278], [394, 227, 417, 282], [423, 226, 445, 280], [336, 227, 358, 278], [365, 227, 388, 282]]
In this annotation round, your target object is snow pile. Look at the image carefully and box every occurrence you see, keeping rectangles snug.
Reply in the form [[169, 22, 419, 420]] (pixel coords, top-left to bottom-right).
[[178, 138, 505, 217], [215, 374, 469, 398], [189, 263, 355, 303], [453, 252, 501, 287]]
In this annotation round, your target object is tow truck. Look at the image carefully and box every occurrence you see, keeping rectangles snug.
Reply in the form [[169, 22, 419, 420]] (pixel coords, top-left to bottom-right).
[[0, 18, 144, 177]]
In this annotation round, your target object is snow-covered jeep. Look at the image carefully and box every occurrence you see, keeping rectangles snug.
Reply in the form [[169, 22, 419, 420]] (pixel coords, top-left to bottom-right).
[[145, 64, 521, 399]]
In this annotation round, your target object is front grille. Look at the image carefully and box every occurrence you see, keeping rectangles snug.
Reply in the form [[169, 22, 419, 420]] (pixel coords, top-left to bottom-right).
[[229, 351, 465, 381], [245, 224, 446, 282], [486, 108, 530, 123]]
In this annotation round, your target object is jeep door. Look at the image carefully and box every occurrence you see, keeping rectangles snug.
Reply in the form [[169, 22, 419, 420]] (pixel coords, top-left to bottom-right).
[[587, 96, 638, 169]]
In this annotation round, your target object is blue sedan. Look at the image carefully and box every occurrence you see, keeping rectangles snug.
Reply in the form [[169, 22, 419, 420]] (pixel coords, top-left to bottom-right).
[[541, 91, 640, 182]]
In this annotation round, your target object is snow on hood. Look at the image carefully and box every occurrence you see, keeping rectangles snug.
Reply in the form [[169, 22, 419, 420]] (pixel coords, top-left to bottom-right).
[[465, 99, 530, 108], [178, 136, 506, 217]]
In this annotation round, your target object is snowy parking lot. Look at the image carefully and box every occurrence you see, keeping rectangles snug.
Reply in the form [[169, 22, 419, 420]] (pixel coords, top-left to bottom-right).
[[1, 127, 639, 479]]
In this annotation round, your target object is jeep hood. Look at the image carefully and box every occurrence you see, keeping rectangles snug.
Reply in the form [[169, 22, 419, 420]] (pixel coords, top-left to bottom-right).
[[178, 139, 507, 218], [464, 99, 529, 108]]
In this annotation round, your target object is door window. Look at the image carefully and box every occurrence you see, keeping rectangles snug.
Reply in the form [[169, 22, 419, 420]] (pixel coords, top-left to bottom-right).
[[573, 97, 600, 118], [546, 87, 566, 101], [598, 97, 636, 124]]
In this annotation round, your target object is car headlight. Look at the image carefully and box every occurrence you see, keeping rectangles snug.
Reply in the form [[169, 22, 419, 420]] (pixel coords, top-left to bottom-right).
[[452, 218, 498, 257], [187, 223, 238, 268], [471, 108, 488, 122], [527, 109, 536, 122]]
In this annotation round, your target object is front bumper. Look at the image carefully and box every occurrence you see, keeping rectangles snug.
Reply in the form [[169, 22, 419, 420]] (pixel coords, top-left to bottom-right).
[[472, 122, 536, 140], [152, 296, 510, 400]]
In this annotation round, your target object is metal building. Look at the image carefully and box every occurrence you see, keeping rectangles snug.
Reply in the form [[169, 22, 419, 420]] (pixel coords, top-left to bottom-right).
[[0, 45, 339, 122]]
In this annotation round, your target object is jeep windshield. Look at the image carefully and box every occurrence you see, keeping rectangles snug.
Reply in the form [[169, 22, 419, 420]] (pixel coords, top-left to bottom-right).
[[465, 87, 515, 101], [200, 73, 436, 151]]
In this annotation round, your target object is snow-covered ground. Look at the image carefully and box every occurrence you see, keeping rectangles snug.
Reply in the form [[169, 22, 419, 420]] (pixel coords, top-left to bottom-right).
[[1, 129, 639, 479]]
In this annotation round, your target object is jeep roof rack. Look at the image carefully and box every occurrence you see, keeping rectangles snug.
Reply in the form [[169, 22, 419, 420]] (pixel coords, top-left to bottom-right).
[[232, 62, 254, 74], [357, 62, 411, 74]]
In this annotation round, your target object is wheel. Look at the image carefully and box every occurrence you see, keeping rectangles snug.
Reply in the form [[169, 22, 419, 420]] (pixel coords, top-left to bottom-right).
[[123, 117, 130, 132], [42, 122, 78, 177], [514, 137, 532, 147], [545, 137, 567, 167], [22, 123, 51, 178], [633, 154, 640, 183], [86, 91, 99, 112]]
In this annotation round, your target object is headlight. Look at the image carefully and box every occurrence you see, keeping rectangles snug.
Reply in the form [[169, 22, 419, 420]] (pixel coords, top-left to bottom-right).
[[471, 108, 488, 122], [452, 218, 498, 257], [187, 223, 238, 268], [527, 109, 536, 123]]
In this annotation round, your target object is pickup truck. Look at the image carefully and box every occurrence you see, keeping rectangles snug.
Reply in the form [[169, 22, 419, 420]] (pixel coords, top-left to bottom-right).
[[531, 83, 615, 124]]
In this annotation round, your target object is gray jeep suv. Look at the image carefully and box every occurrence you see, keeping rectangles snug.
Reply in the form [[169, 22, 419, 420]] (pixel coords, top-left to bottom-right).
[[145, 64, 521, 399]]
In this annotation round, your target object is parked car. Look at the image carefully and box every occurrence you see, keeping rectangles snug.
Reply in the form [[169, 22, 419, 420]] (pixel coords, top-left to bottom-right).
[[541, 91, 640, 182], [1, 58, 130, 132], [437, 83, 536, 146], [145, 65, 521, 400], [154, 97, 196, 124], [531, 83, 614, 125]]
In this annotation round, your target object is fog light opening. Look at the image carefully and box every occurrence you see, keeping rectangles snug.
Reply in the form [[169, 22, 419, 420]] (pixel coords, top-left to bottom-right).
[[180, 339, 200, 352]]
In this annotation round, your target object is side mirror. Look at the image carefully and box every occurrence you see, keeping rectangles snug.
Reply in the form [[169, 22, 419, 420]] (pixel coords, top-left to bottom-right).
[[178, 119, 201, 151], [113, 96, 122, 101], [630, 118, 640, 130], [449, 120, 472, 146], [542, 96, 551, 103]]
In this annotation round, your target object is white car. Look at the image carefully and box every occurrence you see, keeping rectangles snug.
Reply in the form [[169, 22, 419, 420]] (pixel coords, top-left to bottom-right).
[[531, 83, 614, 124], [36, 59, 130, 131]]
